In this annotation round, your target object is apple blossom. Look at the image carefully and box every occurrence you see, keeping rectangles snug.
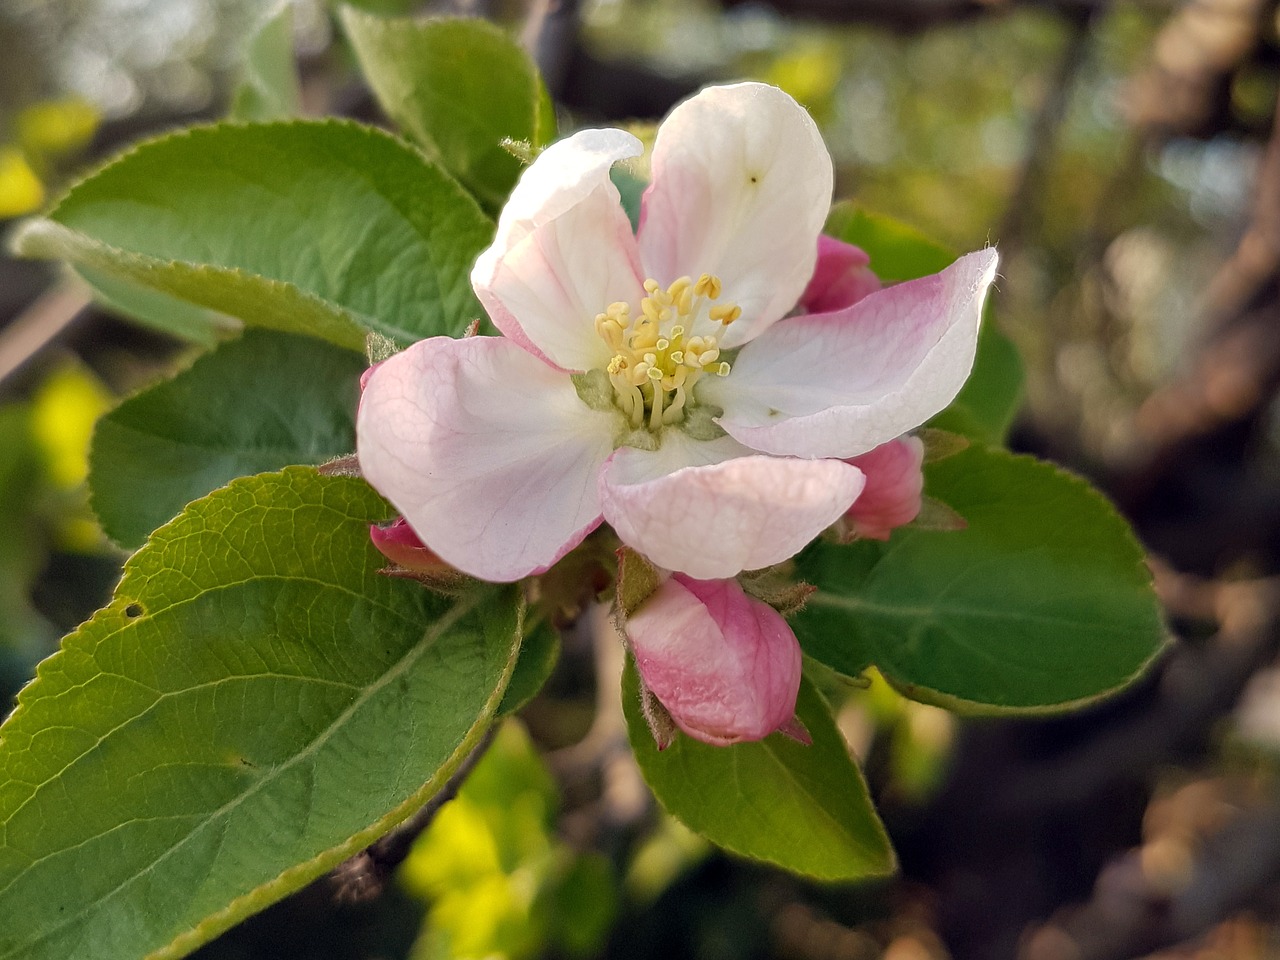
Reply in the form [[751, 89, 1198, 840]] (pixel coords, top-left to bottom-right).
[[625, 575, 802, 745], [357, 81, 998, 583]]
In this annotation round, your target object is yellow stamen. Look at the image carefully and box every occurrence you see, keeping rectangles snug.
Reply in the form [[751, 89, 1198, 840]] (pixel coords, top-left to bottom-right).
[[591, 273, 740, 431], [709, 304, 741, 325]]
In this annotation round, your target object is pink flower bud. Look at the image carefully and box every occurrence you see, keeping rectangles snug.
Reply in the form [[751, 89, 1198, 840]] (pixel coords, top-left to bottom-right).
[[625, 575, 802, 746], [799, 235, 882, 314], [845, 436, 925, 540], [369, 517, 452, 574]]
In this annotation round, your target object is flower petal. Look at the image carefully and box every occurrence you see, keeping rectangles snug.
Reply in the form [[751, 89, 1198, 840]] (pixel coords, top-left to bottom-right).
[[357, 336, 618, 582], [637, 82, 832, 348], [706, 248, 999, 459], [600, 442, 864, 579], [845, 436, 925, 540], [800, 234, 882, 314], [472, 129, 646, 371], [626, 575, 802, 746], [369, 517, 452, 573]]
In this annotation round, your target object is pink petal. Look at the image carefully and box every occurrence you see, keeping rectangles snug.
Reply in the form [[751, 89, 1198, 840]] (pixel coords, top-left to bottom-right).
[[600, 446, 864, 579], [845, 436, 925, 540], [626, 575, 802, 746], [800, 234, 882, 314], [369, 517, 452, 573], [356, 336, 617, 582], [637, 82, 832, 349], [705, 248, 999, 459], [472, 129, 646, 372]]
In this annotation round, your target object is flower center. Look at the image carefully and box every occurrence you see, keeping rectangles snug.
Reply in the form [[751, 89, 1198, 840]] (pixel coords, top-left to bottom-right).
[[594, 274, 739, 431]]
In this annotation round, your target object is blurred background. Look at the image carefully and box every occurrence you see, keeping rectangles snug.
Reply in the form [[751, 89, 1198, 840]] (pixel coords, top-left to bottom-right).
[[4, 0, 1280, 957]]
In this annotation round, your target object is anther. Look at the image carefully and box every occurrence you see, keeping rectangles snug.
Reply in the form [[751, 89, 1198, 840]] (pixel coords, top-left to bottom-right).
[[694, 274, 722, 300], [716, 361, 731, 377], [710, 304, 741, 325]]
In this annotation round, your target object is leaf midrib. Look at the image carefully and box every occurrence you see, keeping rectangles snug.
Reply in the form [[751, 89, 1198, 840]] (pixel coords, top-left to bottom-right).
[[807, 589, 1141, 634]]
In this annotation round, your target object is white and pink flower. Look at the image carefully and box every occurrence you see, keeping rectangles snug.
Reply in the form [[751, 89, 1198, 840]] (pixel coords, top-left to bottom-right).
[[357, 81, 997, 583]]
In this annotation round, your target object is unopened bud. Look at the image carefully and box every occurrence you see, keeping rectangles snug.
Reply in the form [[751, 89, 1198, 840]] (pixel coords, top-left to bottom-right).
[[625, 575, 802, 746], [844, 436, 925, 541], [800, 235, 881, 314]]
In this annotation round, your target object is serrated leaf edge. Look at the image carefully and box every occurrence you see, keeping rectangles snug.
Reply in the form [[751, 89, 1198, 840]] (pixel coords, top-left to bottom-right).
[[14, 220, 369, 350], [9, 118, 493, 348], [0, 469, 524, 960]]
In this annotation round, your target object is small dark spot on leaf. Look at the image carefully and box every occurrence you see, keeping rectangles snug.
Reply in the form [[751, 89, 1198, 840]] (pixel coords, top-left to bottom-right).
[[750, 175, 759, 183], [124, 603, 144, 619], [239, 757, 256, 768]]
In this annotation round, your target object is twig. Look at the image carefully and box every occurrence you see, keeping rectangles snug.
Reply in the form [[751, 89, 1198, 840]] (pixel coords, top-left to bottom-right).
[[0, 281, 91, 387], [1122, 94, 1280, 474], [715, 0, 1172, 33], [549, 604, 651, 851], [1122, 0, 1271, 137], [1023, 792, 1280, 960], [997, 5, 1098, 254]]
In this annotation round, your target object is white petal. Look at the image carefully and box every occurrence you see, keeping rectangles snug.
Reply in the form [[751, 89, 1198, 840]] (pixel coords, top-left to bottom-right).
[[600, 445, 863, 579], [705, 248, 999, 459], [637, 82, 832, 348], [472, 129, 646, 372], [357, 336, 618, 582], [606, 430, 755, 484]]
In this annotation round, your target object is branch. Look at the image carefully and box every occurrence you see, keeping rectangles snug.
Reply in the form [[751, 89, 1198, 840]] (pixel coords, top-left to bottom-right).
[[714, 0, 1169, 32], [997, 5, 1098, 253], [1121, 94, 1280, 476]]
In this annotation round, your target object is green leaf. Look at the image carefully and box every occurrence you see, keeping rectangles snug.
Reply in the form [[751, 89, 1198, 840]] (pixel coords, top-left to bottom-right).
[[341, 8, 555, 212], [89, 330, 367, 549], [794, 445, 1166, 712], [75, 265, 234, 348], [825, 201, 953, 283], [12, 120, 493, 349], [624, 665, 895, 881], [611, 168, 645, 233], [826, 202, 1022, 444], [0, 468, 522, 960], [229, 1, 302, 122], [928, 316, 1023, 446]]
